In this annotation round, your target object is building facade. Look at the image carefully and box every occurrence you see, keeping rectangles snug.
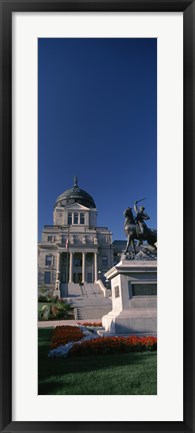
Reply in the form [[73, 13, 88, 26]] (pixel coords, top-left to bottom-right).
[[38, 178, 113, 294]]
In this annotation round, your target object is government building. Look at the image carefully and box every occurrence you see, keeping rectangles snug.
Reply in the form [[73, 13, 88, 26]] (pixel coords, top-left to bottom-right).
[[38, 177, 114, 295]]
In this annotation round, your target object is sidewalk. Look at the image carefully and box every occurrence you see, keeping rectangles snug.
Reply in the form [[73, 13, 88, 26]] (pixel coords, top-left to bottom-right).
[[38, 319, 101, 328]]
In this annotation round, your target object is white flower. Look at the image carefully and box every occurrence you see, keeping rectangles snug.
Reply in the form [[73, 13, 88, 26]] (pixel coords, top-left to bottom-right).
[[48, 333, 100, 358]]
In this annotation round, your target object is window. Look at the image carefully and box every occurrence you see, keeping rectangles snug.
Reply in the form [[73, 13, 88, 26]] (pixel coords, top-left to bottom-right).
[[44, 271, 51, 284], [68, 213, 72, 225], [80, 213, 85, 224], [102, 256, 108, 267], [45, 255, 52, 266], [61, 235, 66, 244], [47, 235, 52, 242], [74, 212, 78, 224], [73, 257, 82, 267]]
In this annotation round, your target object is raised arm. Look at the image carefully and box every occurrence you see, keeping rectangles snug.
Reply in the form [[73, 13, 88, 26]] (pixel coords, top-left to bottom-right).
[[134, 201, 138, 214]]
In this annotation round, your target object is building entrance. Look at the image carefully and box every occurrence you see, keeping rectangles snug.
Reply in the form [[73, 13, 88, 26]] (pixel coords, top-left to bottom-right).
[[73, 272, 82, 284]]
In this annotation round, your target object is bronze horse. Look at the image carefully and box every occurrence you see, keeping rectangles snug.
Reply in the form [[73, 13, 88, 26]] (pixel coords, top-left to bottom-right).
[[124, 207, 157, 255]]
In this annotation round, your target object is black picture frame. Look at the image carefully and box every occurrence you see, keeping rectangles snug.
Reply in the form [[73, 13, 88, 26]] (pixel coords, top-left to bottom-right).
[[0, 1, 194, 432]]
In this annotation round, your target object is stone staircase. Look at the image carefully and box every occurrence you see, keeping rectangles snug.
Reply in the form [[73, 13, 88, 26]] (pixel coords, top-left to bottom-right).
[[66, 282, 112, 320], [76, 306, 111, 320]]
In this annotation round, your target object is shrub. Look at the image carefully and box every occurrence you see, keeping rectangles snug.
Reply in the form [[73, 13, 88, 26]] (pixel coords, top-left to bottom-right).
[[50, 300, 72, 319], [39, 285, 47, 294], [40, 304, 50, 320], [50, 325, 84, 349], [38, 295, 48, 302], [51, 295, 59, 303], [39, 300, 73, 320], [38, 293, 53, 303]]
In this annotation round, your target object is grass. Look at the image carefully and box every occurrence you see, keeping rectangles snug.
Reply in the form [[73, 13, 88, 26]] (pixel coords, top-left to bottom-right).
[[38, 328, 157, 395]]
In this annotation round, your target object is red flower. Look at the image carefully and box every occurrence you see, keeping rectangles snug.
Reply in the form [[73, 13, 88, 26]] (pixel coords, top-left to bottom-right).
[[69, 335, 157, 357], [50, 325, 84, 349], [77, 321, 102, 327]]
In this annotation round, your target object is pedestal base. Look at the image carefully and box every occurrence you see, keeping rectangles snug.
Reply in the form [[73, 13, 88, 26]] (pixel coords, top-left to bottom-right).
[[102, 307, 156, 335], [103, 258, 157, 336], [53, 289, 60, 298]]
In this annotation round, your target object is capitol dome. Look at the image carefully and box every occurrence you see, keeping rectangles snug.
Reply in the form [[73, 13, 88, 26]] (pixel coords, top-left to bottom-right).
[[55, 177, 96, 209]]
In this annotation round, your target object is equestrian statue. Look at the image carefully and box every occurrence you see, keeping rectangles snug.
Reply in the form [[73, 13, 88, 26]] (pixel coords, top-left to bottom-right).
[[124, 199, 157, 255]]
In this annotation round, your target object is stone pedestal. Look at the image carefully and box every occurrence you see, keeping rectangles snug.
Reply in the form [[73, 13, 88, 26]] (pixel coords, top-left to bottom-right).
[[53, 289, 60, 298], [102, 259, 157, 336]]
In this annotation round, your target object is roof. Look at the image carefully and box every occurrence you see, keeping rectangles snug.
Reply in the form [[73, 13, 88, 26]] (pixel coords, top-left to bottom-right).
[[55, 177, 96, 209]]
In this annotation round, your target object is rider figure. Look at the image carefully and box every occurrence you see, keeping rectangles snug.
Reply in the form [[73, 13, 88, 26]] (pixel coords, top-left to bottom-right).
[[134, 201, 150, 237]]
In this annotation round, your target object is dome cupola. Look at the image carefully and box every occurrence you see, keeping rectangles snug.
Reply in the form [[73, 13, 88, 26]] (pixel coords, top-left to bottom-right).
[[55, 177, 96, 209]]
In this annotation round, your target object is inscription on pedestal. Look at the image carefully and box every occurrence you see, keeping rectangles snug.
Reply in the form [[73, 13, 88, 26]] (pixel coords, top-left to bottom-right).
[[114, 285, 120, 298]]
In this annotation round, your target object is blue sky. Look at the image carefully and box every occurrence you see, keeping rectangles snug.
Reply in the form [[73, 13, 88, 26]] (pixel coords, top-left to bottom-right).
[[38, 38, 157, 241]]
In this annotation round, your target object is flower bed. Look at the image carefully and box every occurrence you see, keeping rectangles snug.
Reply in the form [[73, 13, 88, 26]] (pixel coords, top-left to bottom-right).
[[77, 321, 102, 327], [49, 326, 157, 358], [69, 335, 157, 357], [50, 325, 84, 349]]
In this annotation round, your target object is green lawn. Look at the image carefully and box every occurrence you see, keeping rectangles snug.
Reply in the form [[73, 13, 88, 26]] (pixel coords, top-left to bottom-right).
[[38, 328, 157, 395]]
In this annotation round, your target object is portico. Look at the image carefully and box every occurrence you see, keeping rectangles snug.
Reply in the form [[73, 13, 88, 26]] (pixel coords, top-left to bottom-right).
[[55, 250, 99, 287]]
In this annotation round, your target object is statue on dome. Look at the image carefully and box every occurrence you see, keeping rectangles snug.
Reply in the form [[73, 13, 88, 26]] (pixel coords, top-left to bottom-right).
[[74, 176, 78, 187]]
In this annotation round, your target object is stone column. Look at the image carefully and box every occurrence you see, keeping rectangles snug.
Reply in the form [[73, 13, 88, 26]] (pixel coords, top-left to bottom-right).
[[69, 252, 73, 283], [55, 252, 60, 290], [82, 252, 86, 283], [94, 252, 98, 282]]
